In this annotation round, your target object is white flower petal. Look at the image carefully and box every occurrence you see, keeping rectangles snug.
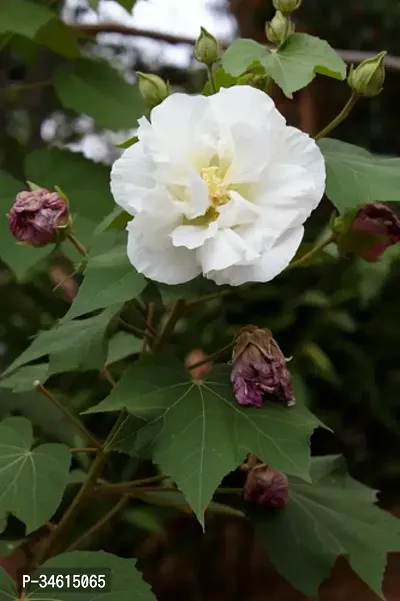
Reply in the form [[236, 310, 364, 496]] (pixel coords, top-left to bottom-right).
[[217, 190, 259, 229], [207, 227, 304, 286], [171, 222, 218, 250], [199, 229, 259, 273], [110, 142, 155, 215], [126, 226, 201, 285]]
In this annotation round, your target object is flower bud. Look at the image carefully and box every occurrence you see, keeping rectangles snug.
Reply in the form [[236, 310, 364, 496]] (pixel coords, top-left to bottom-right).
[[8, 188, 70, 248], [347, 51, 386, 97], [137, 72, 170, 110], [194, 27, 220, 66], [244, 465, 289, 507], [265, 11, 294, 45], [230, 325, 295, 408], [272, 0, 302, 14], [335, 203, 400, 262]]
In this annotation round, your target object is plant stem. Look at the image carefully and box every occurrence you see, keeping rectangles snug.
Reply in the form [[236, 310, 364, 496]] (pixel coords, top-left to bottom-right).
[[142, 302, 155, 354], [155, 299, 186, 349], [34, 410, 129, 564], [186, 341, 234, 372], [34, 381, 101, 449], [66, 495, 128, 552], [287, 235, 335, 270], [315, 92, 358, 140], [101, 367, 116, 386], [95, 473, 167, 494], [118, 318, 155, 340], [66, 232, 88, 257], [70, 447, 98, 454], [207, 64, 217, 93]]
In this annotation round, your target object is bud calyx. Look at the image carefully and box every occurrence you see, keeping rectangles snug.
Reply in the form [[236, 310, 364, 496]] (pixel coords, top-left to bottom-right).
[[347, 51, 386, 97], [194, 27, 219, 66], [137, 72, 170, 110]]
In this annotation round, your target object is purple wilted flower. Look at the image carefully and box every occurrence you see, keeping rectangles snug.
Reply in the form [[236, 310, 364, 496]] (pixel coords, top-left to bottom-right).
[[8, 188, 69, 248], [230, 325, 295, 408], [351, 202, 400, 262], [244, 464, 289, 507]]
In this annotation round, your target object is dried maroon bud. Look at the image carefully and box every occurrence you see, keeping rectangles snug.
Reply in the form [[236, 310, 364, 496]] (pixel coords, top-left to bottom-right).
[[351, 202, 400, 262], [244, 464, 289, 507], [230, 325, 295, 408], [8, 188, 69, 248]]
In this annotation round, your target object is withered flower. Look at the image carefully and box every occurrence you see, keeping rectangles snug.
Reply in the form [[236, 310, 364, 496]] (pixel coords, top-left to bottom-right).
[[351, 202, 400, 262], [230, 325, 295, 408], [8, 188, 69, 248], [244, 464, 289, 507]]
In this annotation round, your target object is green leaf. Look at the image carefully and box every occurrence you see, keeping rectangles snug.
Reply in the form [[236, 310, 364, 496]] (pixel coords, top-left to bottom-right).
[[0, 0, 54, 39], [21, 551, 157, 601], [106, 332, 141, 366], [116, 0, 137, 10], [319, 138, 400, 213], [3, 306, 121, 377], [252, 458, 400, 599], [25, 149, 114, 221], [0, 171, 50, 279], [86, 357, 320, 526], [36, 19, 81, 58], [222, 34, 346, 98], [0, 364, 49, 392], [94, 207, 131, 235], [0, 567, 16, 599], [53, 59, 146, 130], [63, 231, 145, 320], [0, 416, 71, 534]]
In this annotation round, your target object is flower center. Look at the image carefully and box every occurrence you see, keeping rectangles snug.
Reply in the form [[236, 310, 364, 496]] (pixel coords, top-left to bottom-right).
[[200, 166, 230, 208]]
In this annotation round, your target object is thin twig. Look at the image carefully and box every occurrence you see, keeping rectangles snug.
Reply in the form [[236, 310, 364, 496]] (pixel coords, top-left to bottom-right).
[[287, 234, 336, 269], [118, 318, 154, 340], [94, 474, 167, 494], [74, 23, 400, 72], [66, 232, 88, 257], [186, 341, 234, 372], [66, 495, 128, 552], [70, 447, 98, 454], [34, 381, 101, 449], [315, 92, 358, 140], [155, 299, 186, 349]]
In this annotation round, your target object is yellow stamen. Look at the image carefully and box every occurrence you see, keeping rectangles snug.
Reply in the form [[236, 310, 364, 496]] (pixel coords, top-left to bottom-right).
[[200, 166, 230, 208]]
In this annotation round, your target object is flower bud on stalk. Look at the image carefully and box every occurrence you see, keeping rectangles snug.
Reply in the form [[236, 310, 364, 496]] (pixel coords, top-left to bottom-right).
[[230, 325, 295, 408], [273, 0, 302, 15], [347, 51, 386, 97], [8, 187, 70, 247], [137, 72, 170, 110], [333, 203, 400, 262], [265, 11, 294, 45], [244, 464, 289, 507], [194, 27, 220, 66]]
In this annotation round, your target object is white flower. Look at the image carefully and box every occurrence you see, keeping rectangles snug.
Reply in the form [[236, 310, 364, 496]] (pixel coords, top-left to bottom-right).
[[110, 85, 326, 286]]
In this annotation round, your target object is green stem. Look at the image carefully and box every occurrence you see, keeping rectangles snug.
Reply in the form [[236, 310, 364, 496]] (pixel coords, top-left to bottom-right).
[[96, 483, 243, 496], [34, 381, 101, 449], [155, 299, 186, 349], [287, 234, 335, 270], [34, 410, 129, 564], [66, 232, 88, 257], [207, 64, 217, 93], [66, 495, 128, 552], [315, 92, 358, 140], [185, 288, 233, 309], [118, 318, 155, 340]]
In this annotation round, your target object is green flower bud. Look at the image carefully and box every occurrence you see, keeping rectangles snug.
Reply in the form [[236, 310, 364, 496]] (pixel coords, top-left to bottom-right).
[[137, 72, 170, 109], [272, 0, 302, 15], [265, 11, 294, 45], [347, 51, 386, 97], [194, 27, 220, 66]]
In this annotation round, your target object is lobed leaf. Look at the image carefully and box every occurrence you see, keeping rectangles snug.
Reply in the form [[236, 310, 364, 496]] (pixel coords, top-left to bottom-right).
[[86, 357, 321, 526]]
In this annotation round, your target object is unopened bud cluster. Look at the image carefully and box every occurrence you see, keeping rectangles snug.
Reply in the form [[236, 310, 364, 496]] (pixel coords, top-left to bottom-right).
[[347, 51, 386, 97], [8, 187, 70, 248]]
